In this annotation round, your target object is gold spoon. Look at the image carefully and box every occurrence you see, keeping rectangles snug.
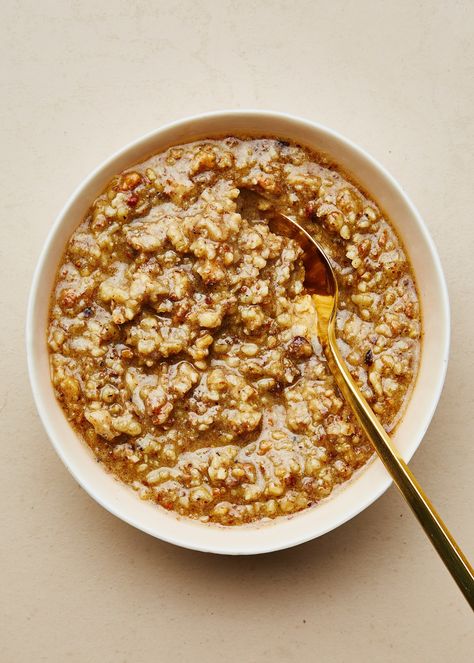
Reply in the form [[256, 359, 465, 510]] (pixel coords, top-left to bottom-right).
[[240, 190, 474, 607]]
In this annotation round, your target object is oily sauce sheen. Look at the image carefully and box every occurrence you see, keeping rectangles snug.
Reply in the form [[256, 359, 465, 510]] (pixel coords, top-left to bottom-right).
[[48, 138, 421, 525]]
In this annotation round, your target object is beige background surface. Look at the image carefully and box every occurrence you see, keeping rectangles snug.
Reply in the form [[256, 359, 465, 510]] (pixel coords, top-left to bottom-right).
[[1, 1, 473, 661]]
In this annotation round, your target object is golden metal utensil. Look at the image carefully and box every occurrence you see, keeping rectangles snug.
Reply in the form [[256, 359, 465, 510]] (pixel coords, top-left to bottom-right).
[[240, 189, 474, 607]]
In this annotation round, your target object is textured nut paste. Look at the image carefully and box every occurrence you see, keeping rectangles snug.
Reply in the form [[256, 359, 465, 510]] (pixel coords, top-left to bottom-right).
[[48, 138, 421, 525]]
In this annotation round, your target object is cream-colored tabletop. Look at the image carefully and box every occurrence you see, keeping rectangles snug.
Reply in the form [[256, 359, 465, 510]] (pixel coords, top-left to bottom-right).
[[2, 1, 473, 661]]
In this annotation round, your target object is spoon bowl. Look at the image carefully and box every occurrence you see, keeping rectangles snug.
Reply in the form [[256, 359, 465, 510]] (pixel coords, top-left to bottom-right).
[[25, 110, 455, 557]]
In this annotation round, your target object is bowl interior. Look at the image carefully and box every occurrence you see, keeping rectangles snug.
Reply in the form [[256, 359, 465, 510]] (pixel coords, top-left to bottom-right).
[[27, 111, 449, 554]]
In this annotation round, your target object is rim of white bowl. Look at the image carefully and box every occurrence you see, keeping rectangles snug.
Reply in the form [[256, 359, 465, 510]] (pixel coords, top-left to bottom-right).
[[26, 110, 450, 554]]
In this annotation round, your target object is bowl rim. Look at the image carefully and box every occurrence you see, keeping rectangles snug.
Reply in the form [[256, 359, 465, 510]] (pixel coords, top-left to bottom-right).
[[26, 109, 450, 554]]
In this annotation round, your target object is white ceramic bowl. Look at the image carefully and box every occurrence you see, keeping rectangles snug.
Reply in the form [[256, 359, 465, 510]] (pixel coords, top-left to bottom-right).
[[27, 110, 450, 555]]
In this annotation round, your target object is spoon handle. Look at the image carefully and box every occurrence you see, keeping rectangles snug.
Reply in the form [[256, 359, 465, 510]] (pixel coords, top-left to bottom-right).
[[324, 323, 474, 608]]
